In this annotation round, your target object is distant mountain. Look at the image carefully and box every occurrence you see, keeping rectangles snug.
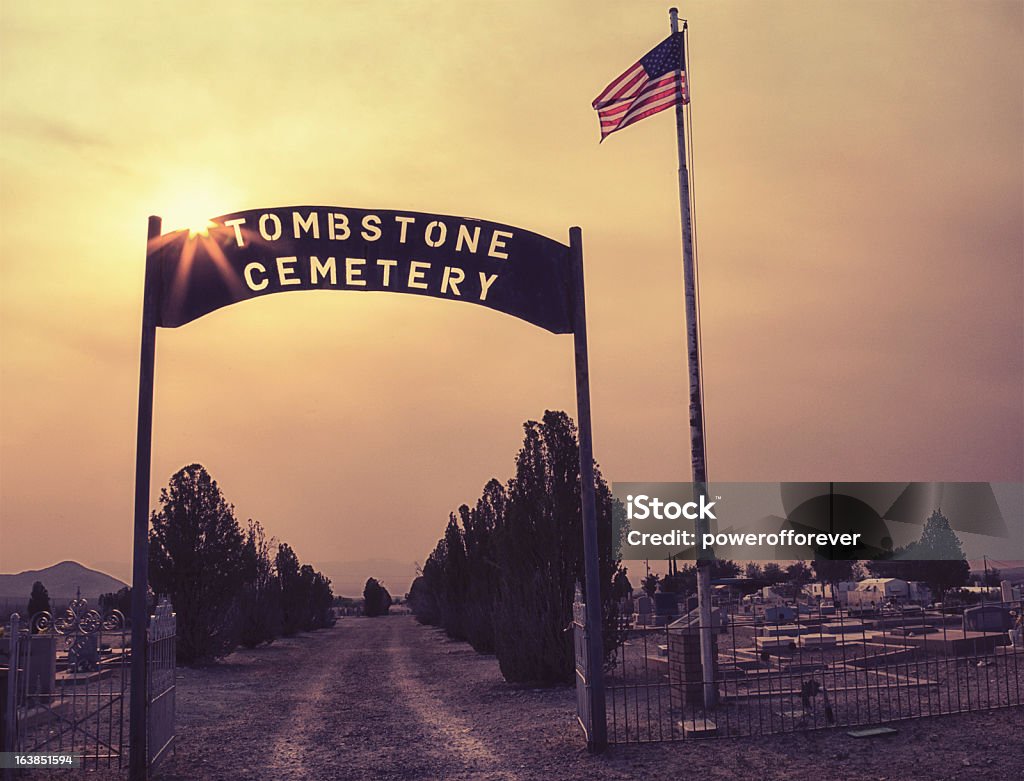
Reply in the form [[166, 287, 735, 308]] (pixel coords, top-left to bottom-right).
[[312, 558, 418, 598], [966, 565, 1024, 585], [0, 561, 128, 601], [968, 563, 1024, 585], [92, 560, 131, 583]]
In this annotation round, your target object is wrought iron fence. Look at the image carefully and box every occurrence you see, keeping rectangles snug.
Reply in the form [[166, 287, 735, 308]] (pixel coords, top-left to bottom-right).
[[147, 599, 176, 769], [572, 584, 593, 743], [2, 598, 129, 770], [2, 597, 177, 776], [602, 596, 1023, 742]]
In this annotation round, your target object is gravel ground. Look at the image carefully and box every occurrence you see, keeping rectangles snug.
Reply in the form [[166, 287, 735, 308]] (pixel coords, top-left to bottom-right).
[[145, 615, 1023, 781]]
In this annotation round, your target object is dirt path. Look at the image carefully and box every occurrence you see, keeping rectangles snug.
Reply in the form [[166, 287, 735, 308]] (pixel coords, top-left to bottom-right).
[[258, 618, 518, 780], [150, 615, 1024, 781], [387, 639, 518, 781], [155, 617, 531, 780]]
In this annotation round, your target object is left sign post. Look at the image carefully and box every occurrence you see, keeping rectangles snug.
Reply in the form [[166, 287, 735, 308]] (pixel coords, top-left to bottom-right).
[[129, 215, 162, 781]]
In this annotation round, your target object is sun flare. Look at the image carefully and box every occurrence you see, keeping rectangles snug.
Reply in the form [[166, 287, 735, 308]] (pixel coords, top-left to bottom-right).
[[153, 173, 239, 237], [187, 221, 216, 238]]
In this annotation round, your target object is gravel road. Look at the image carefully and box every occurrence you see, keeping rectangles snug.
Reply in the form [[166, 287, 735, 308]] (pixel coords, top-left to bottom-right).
[[150, 615, 1023, 781]]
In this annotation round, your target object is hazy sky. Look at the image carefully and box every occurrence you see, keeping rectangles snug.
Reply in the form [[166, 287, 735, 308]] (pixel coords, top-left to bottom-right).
[[1, 1, 1021, 583]]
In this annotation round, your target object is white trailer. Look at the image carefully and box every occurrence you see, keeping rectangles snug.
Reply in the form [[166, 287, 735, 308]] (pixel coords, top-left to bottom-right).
[[848, 578, 909, 612]]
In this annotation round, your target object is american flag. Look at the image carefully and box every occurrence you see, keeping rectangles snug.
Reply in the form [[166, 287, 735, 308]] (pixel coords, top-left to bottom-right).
[[592, 32, 688, 141]]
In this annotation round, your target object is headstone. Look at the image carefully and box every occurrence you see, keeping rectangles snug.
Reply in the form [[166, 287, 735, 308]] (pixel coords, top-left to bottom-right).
[[668, 605, 727, 632], [680, 718, 717, 736], [777, 708, 806, 719], [963, 605, 1012, 633], [760, 624, 803, 637], [764, 605, 796, 624], [848, 726, 899, 738], [27, 634, 57, 695], [1009, 617, 1023, 649], [653, 592, 679, 624], [68, 634, 99, 672], [797, 634, 838, 648], [635, 594, 652, 626], [755, 636, 794, 651], [1001, 580, 1014, 604], [667, 629, 719, 708], [823, 620, 866, 634]]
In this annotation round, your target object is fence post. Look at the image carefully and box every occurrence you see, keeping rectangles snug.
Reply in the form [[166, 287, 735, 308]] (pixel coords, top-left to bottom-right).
[[3, 615, 20, 781]]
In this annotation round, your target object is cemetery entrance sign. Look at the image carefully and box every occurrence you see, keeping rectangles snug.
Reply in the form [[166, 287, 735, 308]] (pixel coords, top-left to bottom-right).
[[128, 207, 608, 780], [149, 207, 575, 332]]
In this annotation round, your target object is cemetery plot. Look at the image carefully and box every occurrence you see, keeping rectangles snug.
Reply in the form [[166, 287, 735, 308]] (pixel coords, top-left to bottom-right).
[[603, 600, 1024, 743]]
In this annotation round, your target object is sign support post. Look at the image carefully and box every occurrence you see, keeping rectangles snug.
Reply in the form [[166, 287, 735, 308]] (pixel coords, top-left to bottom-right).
[[569, 227, 608, 751], [129, 215, 162, 781]]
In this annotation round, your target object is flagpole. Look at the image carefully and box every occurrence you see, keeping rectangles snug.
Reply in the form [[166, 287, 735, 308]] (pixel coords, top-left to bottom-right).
[[669, 6, 716, 709]]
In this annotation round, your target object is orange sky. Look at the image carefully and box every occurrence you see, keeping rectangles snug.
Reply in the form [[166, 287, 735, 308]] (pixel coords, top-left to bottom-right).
[[1, 2, 1021, 584]]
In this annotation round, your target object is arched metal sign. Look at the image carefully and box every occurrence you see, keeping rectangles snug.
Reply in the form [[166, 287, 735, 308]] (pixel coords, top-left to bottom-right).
[[128, 207, 607, 779], [150, 206, 575, 333]]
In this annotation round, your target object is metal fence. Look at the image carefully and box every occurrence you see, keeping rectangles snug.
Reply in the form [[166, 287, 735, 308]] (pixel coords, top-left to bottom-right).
[[603, 597, 1024, 742], [2, 598, 177, 776], [147, 599, 176, 769], [572, 585, 593, 743], [2, 599, 130, 770]]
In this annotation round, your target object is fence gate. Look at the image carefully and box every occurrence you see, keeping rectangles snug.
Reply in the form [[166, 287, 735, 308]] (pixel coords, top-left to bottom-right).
[[2, 599, 129, 773], [572, 583, 593, 744], [146, 599, 176, 769]]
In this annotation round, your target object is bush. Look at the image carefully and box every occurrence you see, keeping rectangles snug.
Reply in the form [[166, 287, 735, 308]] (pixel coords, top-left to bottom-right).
[[149, 464, 248, 664], [363, 578, 392, 617], [411, 411, 627, 685], [27, 581, 51, 622]]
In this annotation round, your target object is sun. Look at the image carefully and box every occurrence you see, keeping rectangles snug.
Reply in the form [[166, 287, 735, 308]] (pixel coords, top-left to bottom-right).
[[153, 172, 239, 237], [187, 221, 216, 238]]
